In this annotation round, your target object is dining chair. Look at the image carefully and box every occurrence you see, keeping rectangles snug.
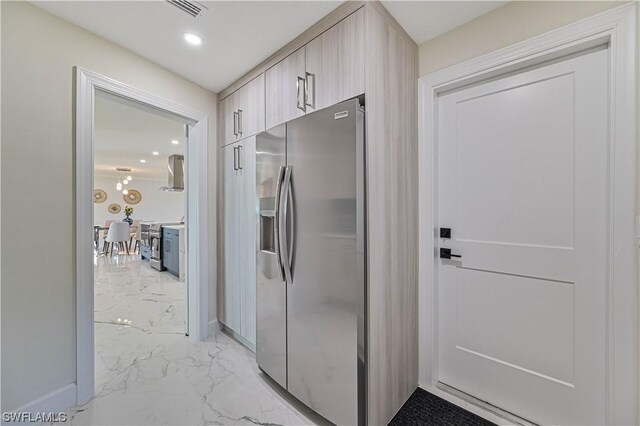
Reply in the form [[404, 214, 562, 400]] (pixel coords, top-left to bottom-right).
[[101, 220, 115, 253], [129, 220, 142, 253], [105, 222, 131, 256]]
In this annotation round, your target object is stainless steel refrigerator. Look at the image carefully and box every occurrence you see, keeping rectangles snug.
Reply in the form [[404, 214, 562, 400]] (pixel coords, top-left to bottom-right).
[[256, 98, 366, 426]]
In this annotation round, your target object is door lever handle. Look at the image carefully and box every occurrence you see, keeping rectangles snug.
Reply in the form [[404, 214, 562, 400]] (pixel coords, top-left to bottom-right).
[[440, 248, 461, 259]]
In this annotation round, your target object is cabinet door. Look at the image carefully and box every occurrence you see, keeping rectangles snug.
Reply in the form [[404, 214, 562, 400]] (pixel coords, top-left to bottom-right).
[[236, 136, 257, 346], [236, 74, 265, 139], [222, 142, 241, 332], [305, 8, 365, 112], [218, 92, 238, 147], [265, 47, 306, 129]]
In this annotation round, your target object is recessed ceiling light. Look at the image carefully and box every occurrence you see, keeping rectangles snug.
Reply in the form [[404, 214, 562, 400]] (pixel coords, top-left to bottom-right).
[[171, 140, 180, 145], [140, 159, 147, 163], [183, 32, 202, 46], [152, 151, 159, 156]]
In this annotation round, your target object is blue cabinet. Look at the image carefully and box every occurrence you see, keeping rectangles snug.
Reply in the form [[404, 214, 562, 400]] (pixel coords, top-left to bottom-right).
[[162, 227, 180, 277]]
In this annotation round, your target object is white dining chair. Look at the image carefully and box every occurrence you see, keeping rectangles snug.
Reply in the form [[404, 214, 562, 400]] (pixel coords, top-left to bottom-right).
[[129, 220, 141, 253], [105, 222, 131, 256], [101, 220, 115, 253]]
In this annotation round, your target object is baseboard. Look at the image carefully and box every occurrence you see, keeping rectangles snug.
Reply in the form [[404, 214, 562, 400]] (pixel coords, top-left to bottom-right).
[[4, 383, 76, 424], [208, 319, 221, 337], [220, 324, 256, 353]]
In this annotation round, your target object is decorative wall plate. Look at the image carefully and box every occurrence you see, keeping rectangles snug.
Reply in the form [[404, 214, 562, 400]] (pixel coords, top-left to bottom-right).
[[123, 189, 142, 205], [93, 189, 107, 203], [108, 203, 121, 214]]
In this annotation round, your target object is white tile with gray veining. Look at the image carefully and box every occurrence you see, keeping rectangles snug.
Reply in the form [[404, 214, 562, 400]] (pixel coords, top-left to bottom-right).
[[65, 254, 316, 425]]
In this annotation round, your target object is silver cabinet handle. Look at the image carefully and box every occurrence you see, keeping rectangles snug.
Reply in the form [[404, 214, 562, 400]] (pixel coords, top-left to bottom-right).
[[279, 165, 293, 285], [237, 109, 243, 135], [233, 111, 238, 136], [273, 166, 286, 281], [305, 72, 315, 109], [233, 146, 238, 171], [238, 145, 243, 170], [296, 76, 306, 112]]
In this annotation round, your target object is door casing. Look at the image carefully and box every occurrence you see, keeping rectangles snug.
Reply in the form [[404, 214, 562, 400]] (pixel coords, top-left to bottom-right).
[[74, 67, 211, 405], [418, 4, 638, 424]]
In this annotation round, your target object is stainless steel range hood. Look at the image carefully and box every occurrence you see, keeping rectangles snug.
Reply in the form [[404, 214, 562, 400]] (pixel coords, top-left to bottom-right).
[[160, 154, 184, 192]]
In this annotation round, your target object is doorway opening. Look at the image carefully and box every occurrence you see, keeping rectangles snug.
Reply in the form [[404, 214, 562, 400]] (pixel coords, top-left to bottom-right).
[[92, 92, 189, 394], [76, 68, 210, 405]]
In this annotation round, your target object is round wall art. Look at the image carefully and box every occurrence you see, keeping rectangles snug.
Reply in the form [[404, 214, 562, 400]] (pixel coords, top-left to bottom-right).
[[108, 203, 121, 214], [93, 189, 107, 203], [123, 189, 142, 205]]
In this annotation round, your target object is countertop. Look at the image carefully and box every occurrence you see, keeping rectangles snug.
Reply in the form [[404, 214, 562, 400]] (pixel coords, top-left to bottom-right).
[[163, 225, 185, 230]]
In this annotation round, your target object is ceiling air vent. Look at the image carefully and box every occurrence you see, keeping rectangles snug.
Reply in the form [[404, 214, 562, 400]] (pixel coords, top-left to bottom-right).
[[166, 0, 207, 18]]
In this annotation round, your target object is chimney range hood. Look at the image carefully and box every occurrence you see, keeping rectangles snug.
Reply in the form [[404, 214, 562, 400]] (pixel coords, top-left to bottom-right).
[[160, 154, 184, 192]]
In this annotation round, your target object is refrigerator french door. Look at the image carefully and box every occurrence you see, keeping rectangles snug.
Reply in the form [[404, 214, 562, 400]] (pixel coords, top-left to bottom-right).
[[256, 98, 366, 426]]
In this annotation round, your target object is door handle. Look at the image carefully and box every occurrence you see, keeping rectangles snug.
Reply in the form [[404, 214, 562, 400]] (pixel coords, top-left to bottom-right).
[[233, 111, 238, 136], [273, 166, 286, 281], [296, 76, 306, 112], [279, 166, 294, 285], [238, 145, 243, 170], [305, 72, 315, 109], [237, 109, 243, 135], [440, 248, 461, 259]]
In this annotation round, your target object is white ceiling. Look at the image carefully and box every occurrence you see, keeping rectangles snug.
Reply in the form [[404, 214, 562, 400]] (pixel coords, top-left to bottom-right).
[[33, 1, 341, 92], [382, 1, 506, 44], [95, 93, 186, 181], [32, 1, 506, 93]]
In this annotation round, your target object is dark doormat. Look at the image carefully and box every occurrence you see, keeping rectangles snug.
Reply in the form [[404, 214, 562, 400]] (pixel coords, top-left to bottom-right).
[[388, 388, 496, 426]]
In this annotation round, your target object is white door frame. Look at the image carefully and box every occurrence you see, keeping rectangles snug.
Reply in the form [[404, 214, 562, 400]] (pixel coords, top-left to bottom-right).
[[74, 67, 210, 405], [418, 4, 637, 424]]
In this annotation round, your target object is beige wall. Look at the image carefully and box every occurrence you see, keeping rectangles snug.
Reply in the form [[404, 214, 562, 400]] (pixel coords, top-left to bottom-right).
[[1, 1, 217, 411], [419, 1, 627, 76]]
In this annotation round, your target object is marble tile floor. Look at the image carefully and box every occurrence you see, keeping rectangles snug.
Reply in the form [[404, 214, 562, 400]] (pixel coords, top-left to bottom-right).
[[66, 254, 317, 425]]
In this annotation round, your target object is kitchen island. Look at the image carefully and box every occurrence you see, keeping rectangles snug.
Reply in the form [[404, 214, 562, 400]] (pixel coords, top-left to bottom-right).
[[162, 224, 185, 280]]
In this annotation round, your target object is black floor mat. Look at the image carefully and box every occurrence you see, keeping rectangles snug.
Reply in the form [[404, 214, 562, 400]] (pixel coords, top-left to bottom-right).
[[388, 388, 496, 426]]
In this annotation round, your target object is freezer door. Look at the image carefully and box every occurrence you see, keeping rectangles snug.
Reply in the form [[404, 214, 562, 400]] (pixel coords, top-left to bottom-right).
[[285, 99, 366, 426], [255, 124, 287, 388]]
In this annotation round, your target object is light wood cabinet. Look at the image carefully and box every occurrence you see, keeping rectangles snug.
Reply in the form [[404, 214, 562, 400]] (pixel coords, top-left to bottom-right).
[[218, 92, 238, 148], [236, 75, 265, 140], [219, 75, 264, 147], [221, 141, 240, 331], [305, 8, 365, 112], [220, 136, 257, 346], [218, 3, 417, 423], [265, 47, 306, 129]]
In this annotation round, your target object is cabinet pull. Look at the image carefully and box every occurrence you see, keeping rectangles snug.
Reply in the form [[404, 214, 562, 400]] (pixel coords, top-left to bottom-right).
[[233, 111, 238, 136], [233, 146, 238, 171], [237, 109, 243, 135], [305, 72, 315, 109], [296, 76, 306, 112], [238, 145, 243, 170]]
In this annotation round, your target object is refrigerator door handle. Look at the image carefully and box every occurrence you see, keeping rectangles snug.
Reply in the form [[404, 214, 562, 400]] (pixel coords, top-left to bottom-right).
[[279, 165, 294, 285], [273, 166, 286, 281]]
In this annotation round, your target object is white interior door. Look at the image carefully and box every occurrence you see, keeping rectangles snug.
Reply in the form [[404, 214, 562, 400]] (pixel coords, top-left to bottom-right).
[[437, 48, 609, 425]]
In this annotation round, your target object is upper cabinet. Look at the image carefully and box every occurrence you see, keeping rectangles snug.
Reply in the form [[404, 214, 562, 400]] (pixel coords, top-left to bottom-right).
[[305, 8, 365, 112], [218, 74, 265, 147], [264, 9, 365, 129], [265, 47, 306, 130]]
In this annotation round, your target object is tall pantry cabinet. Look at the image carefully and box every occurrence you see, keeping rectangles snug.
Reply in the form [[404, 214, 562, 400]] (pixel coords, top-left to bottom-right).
[[217, 2, 417, 425]]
